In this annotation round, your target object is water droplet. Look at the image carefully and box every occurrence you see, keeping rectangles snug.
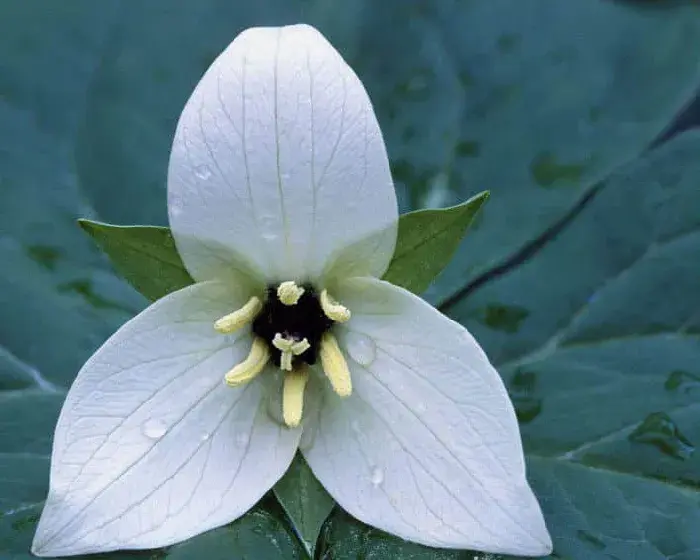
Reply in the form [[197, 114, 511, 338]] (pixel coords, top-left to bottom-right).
[[345, 332, 376, 367], [628, 412, 695, 460], [142, 419, 168, 440], [370, 467, 384, 486], [199, 432, 211, 442], [261, 232, 279, 242], [170, 205, 182, 217], [665, 370, 700, 393], [236, 432, 250, 447], [194, 164, 212, 180], [415, 402, 427, 414]]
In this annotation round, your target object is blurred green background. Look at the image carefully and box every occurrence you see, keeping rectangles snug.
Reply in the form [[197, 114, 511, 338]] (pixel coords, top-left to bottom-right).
[[2, 1, 700, 558]]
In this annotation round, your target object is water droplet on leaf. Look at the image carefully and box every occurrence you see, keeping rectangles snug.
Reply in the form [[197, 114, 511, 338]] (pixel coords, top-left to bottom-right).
[[628, 412, 695, 460], [345, 332, 376, 367], [142, 419, 168, 440], [194, 164, 212, 180], [370, 467, 384, 486]]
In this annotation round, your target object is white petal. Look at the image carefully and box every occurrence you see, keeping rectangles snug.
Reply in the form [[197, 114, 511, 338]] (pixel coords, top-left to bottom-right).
[[32, 282, 300, 557], [303, 278, 551, 556], [168, 24, 397, 284]]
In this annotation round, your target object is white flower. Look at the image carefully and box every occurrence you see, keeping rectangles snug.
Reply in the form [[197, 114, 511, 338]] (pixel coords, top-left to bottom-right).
[[32, 24, 552, 558]]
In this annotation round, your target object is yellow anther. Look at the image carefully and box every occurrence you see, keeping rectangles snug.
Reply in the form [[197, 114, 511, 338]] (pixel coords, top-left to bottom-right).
[[277, 281, 305, 306], [320, 289, 351, 323], [319, 332, 352, 397], [273, 334, 310, 372], [214, 296, 263, 334], [224, 337, 270, 387], [283, 368, 309, 428]]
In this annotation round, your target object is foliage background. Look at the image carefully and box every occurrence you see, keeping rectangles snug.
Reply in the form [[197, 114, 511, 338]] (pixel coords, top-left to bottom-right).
[[2, 1, 700, 558]]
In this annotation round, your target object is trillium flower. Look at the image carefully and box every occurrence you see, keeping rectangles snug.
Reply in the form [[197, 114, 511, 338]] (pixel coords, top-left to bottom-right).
[[32, 24, 551, 558]]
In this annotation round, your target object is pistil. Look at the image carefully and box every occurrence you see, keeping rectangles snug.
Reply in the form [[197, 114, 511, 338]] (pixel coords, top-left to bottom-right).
[[217, 281, 355, 427]]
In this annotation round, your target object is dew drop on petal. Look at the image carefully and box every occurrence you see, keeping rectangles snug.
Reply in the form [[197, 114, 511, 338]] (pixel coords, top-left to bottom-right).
[[345, 332, 377, 367], [199, 432, 211, 442], [142, 419, 168, 440], [236, 432, 250, 447], [170, 204, 183, 217], [194, 164, 212, 180], [370, 467, 384, 487]]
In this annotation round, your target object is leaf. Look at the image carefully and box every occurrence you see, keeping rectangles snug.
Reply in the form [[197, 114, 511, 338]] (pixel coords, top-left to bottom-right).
[[1, 496, 305, 560], [382, 191, 489, 294], [317, 510, 499, 560], [165, 508, 306, 560], [78, 220, 194, 301], [72, 0, 700, 305], [4, 1, 700, 559], [0, 3, 305, 557], [77, 191, 487, 303], [273, 454, 336, 558], [440, 130, 700, 558]]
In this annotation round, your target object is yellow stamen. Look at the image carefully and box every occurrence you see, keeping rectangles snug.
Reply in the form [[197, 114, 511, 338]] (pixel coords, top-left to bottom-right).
[[320, 289, 351, 323], [273, 333, 310, 372], [277, 281, 305, 306], [224, 337, 270, 387], [214, 296, 263, 334], [319, 332, 352, 397], [283, 368, 309, 428]]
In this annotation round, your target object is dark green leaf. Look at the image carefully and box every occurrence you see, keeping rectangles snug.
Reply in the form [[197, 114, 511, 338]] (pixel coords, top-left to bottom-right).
[[4, 1, 700, 559], [165, 508, 306, 560], [78, 220, 194, 301], [445, 130, 700, 558], [70, 0, 700, 305], [78, 191, 487, 304], [382, 192, 489, 294], [273, 454, 335, 558], [317, 509, 500, 560]]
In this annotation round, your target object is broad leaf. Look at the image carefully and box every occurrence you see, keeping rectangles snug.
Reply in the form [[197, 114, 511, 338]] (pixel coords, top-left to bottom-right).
[[318, 510, 496, 560], [440, 130, 700, 558], [382, 191, 489, 294], [273, 454, 335, 558], [78, 220, 193, 301], [78, 191, 488, 303], [73, 0, 700, 303], [3, 1, 700, 559], [1, 496, 304, 560]]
